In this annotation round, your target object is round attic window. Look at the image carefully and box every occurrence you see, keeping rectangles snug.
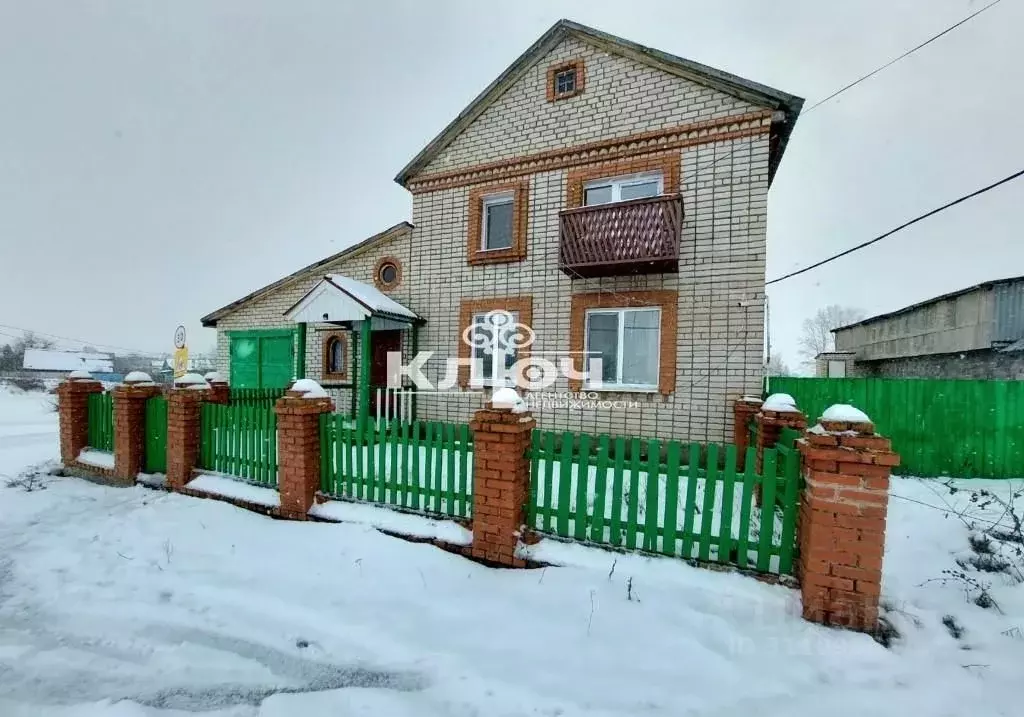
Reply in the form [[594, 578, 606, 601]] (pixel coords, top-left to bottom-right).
[[379, 263, 398, 285], [375, 257, 401, 291]]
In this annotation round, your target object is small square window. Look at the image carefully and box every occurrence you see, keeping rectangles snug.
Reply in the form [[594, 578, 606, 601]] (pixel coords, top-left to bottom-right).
[[554, 68, 576, 96]]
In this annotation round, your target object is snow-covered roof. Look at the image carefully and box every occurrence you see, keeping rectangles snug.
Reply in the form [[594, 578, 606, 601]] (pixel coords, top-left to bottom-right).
[[284, 274, 419, 324], [23, 349, 113, 373]]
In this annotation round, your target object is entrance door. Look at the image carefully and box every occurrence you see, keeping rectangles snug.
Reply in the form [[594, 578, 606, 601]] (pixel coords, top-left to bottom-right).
[[368, 330, 402, 419]]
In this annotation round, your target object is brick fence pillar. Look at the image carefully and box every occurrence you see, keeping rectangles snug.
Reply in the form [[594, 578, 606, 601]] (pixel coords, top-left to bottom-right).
[[206, 376, 230, 405], [275, 392, 333, 520], [796, 408, 899, 632], [754, 399, 808, 473], [166, 388, 210, 490], [56, 377, 103, 465], [112, 381, 162, 483], [468, 404, 535, 567], [733, 396, 762, 470]]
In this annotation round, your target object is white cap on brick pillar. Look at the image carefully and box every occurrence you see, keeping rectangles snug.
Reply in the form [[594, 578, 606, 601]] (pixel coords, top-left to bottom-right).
[[821, 404, 871, 423], [290, 378, 329, 399], [123, 371, 156, 386], [68, 370, 93, 381], [175, 372, 210, 390], [492, 386, 527, 413], [762, 393, 799, 412], [204, 371, 226, 384]]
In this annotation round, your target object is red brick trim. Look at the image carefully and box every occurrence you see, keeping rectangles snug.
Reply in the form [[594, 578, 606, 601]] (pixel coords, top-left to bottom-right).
[[467, 181, 529, 265], [373, 255, 402, 292], [457, 296, 534, 388], [408, 110, 772, 194], [568, 290, 678, 395], [322, 331, 349, 382], [566, 151, 681, 208], [546, 58, 585, 102]]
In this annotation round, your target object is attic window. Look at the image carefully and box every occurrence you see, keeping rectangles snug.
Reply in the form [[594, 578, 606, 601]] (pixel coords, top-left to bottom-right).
[[373, 256, 402, 292], [546, 59, 585, 101]]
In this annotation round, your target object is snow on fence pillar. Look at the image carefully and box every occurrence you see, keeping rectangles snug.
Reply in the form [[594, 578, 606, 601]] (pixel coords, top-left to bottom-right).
[[755, 393, 807, 473], [275, 380, 333, 520], [796, 405, 899, 633], [166, 375, 211, 490], [468, 388, 534, 567], [56, 372, 103, 466], [204, 372, 230, 405], [732, 396, 763, 470], [112, 373, 161, 483]]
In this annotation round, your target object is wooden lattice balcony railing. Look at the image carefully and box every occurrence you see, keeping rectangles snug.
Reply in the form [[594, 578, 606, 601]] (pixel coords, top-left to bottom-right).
[[559, 194, 683, 277]]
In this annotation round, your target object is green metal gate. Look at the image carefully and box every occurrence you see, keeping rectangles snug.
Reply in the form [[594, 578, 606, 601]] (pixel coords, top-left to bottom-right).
[[144, 396, 168, 474]]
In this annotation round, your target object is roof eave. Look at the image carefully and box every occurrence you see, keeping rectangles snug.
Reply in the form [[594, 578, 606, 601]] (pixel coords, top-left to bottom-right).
[[200, 221, 413, 328]]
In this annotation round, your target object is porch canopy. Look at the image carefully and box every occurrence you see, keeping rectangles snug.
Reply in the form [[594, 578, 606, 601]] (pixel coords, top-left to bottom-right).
[[284, 274, 418, 428], [284, 274, 418, 326]]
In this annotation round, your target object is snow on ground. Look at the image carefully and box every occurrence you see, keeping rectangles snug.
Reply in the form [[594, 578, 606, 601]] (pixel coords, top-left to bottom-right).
[[0, 390, 1022, 715]]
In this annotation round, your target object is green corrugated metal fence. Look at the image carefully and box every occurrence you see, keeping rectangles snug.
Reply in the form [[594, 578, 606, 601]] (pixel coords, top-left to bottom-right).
[[527, 431, 801, 575], [144, 396, 167, 474], [768, 377, 1024, 478], [86, 392, 114, 452], [198, 403, 278, 486], [319, 416, 473, 520]]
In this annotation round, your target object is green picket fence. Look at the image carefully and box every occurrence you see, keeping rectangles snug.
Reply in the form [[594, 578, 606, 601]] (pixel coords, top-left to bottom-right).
[[229, 388, 287, 409], [528, 431, 801, 575], [198, 403, 278, 486], [768, 377, 1024, 479], [144, 396, 168, 474], [86, 392, 114, 452], [320, 416, 473, 520]]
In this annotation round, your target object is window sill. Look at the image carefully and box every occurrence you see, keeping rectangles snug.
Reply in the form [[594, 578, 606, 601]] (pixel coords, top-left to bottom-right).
[[467, 247, 526, 266]]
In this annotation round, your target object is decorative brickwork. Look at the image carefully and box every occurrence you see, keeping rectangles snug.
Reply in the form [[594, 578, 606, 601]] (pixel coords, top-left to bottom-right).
[[166, 388, 209, 490], [469, 405, 536, 566], [275, 394, 334, 520], [565, 151, 680, 208], [56, 378, 103, 466], [112, 384, 162, 482], [797, 415, 899, 632], [373, 255, 403, 292], [409, 111, 771, 194], [457, 296, 534, 388], [466, 181, 529, 265], [567, 290, 678, 395], [546, 58, 585, 102], [733, 397, 762, 470]]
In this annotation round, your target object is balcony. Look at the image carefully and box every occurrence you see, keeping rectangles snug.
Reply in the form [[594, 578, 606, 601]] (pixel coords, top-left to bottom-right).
[[559, 194, 683, 278]]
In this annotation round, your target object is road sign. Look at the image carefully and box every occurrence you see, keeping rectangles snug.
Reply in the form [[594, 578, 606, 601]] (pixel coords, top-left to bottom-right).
[[174, 325, 187, 350]]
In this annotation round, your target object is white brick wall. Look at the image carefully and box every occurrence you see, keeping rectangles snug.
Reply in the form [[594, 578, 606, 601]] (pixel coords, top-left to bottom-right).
[[211, 35, 771, 444]]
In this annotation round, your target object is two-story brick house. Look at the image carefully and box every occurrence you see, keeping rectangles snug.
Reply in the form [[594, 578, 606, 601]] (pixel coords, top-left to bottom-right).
[[201, 19, 803, 443]]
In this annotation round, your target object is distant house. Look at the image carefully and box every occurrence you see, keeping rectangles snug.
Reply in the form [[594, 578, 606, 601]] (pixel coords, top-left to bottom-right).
[[23, 349, 114, 376], [817, 276, 1024, 380]]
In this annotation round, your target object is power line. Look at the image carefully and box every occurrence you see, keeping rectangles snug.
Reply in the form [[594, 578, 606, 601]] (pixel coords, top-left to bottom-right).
[[686, 0, 1005, 183], [803, 0, 1004, 114], [0, 323, 163, 356], [766, 167, 1024, 286]]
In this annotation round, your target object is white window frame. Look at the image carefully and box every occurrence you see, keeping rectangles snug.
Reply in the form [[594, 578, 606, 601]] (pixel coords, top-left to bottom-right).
[[583, 307, 661, 391], [469, 311, 519, 387], [827, 360, 847, 378], [554, 67, 576, 95], [583, 171, 664, 206], [480, 191, 515, 251]]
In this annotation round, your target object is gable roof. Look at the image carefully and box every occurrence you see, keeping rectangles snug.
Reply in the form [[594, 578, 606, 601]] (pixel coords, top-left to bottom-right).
[[395, 19, 804, 187], [200, 222, 412, 327]]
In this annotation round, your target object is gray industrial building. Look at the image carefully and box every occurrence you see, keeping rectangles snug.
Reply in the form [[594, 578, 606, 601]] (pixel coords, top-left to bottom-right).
[[817, 276, 1024, 380]]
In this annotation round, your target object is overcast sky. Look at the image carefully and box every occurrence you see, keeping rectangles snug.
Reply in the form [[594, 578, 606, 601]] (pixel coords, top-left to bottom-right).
[[1, 0, 1021, 369]]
